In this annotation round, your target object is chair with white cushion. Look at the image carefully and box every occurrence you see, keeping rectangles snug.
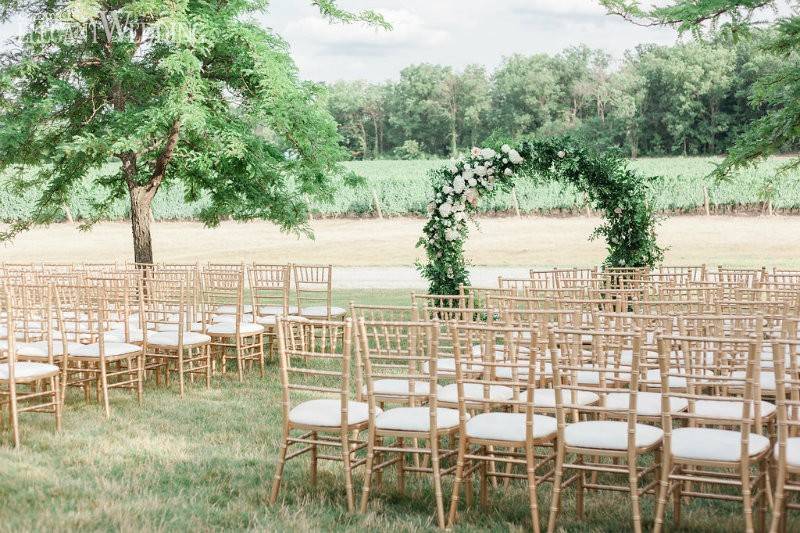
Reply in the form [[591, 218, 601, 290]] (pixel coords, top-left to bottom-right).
[[269, 318, 368, 512], [653, 334, 770, 533], [547, 328, 663, 533], [447, 322, 558, 531], [769, 336, 800, 533], [293, 264, 345, 320], [200, 269, 264, 381], [249, 263, 294, 358], [0, 287, 62, 447], [142, 275, 211, 397], [57, 283, 144, 418], [358, 319, 458, 529]]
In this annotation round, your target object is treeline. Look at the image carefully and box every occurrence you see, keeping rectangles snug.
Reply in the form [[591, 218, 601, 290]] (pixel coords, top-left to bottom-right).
[[323, 37, 779, 159]]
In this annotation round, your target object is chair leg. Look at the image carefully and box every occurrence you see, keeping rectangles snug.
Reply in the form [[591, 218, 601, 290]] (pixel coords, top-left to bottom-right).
[[653, 453, 671, 533], [742, 463, 755, 533], [341, 429, 355, 513], [770, 468, 785, 533], [397, 437, 405, 496], [576, 455, 585, 520], [547, 439, 565, 533], [236, 337, 244, 382], [757, 460, 768, 533], [53, 376, 62, 432], [628, 455, 643, 533], [359, 428, 377, 513], [205, 345, 212, 389], [99, 362, 111, 418], [178, 349, 185, 398], [310, 431, 318, 488], [136, 354, 144, 404], [9, 384, 19, 448], [430, 433, 446, 530], [525, 442, 541, 533], [673, 468, 682, 528], [269, 429, 290, 505], [448, 434, 468, 527]]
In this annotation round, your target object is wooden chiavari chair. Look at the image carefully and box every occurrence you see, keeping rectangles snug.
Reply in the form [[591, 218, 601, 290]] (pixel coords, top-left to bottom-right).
[[770, 336, 800, 532], [653, 334, 770, 533], [269, 317, 368, 512], [249, 263, 293, 358], [547, 328, 663, 533], [412, 292, 470, 310], [200, 269, 264, 381], [447, 321, 558, 531], [142, 274, 212, 396], [293, 264, 345, 320], [0, 287, 62, 447], [57, 283, 144, 417], [358, 319, 460, 529]]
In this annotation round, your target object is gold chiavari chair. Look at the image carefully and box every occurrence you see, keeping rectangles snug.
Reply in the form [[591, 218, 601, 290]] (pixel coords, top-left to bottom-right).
[[200, 269, 264, 381], [269, 317, 369, 512], [293, 264, 345, 320], [412, 292, 470, 310], [0, 287, 62, 447], [653, 334, 770, 533], [498, 276, 548, 295], [58, 283, 144, 417], [358, 319, 460, 529], [447, 321, 558, 531], [457, 284, 513, 310], [142, 275, 212, 396], [249, 263, 294, 358], [716, 266, 767, 288], [770, 336, 800, 532], [547, 328, 663, 533]]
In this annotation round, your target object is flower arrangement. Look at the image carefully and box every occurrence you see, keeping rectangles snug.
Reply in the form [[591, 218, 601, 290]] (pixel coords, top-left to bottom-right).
[[416, 136, 664, 295]]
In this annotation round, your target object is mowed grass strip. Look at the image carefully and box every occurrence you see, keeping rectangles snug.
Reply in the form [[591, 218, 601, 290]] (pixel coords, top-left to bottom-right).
[[1, 289, 795, 531]]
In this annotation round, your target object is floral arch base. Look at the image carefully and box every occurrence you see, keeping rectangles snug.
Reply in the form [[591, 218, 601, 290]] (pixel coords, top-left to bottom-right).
[[417, 136, 664, 295]]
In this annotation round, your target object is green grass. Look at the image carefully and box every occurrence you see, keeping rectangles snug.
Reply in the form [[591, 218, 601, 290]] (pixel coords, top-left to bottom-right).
[[3, 157, 799, 222], [1, 289, 794, 531]]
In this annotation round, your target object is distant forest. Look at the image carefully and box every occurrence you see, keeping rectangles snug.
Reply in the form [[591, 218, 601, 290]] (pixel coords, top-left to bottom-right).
[[323, 34, 784, 160]]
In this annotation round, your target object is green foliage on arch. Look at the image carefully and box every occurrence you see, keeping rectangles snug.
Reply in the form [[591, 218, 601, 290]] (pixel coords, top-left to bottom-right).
[[416, 136, 665, 294]]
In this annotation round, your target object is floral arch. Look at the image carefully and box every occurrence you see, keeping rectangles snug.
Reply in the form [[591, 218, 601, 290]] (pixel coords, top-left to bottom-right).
[[417, 136, 664, 294]]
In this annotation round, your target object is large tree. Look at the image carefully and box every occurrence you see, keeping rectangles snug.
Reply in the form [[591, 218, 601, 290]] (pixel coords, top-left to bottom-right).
[[0, 0, 386, 263], [601, 0, 800, 176]]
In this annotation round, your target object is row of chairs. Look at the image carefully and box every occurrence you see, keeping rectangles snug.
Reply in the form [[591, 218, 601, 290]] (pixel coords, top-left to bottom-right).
[[0, 263, 345, 447], [270, 281, 800, 532]]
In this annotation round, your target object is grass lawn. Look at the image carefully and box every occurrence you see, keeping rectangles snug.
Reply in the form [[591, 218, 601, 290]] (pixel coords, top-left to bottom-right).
[[1, 289, 794, 531]]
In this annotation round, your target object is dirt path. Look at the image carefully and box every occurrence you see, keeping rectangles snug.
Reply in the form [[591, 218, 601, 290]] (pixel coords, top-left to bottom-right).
[[2, 216, 799, 283]]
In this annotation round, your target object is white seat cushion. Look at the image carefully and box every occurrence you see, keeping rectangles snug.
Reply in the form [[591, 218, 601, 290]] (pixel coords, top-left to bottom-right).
[[694, 400, 776, 420], [216, 304, 253, 314], [565, 421, 663, 450], [157, 322, 203, 332], [466, 412, 557, 442], [0, 361, 60, 381], [71, 342, 142, 358], [366, 379, 439, 397], [20, 340, 83, 357], [147, 331, 212, 347], [775, 437, 800, 468], [671, 427, 770, 462], [206, 322, 264, 335], [423, 358, 484, 375], [533, 388, 599, 408], [288, 399, 378, 427], [259, 305, 299, 315], [211, 313, 254, 323], [255, 315, 277, 325], [375, 407, 461, 432], [606, 392, 689, 416], [438, 383, 514, 403], [103, 329, 145, 343], [300, 306, 346, 318]]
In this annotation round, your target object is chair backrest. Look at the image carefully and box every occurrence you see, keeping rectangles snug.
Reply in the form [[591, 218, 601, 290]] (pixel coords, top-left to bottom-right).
[[200, 270, 245, 326], [0, 287, 19, 381], [53, 283, 107, 344], [412, 292, 470, 310], [356, 319, 438, 407], [293, 264, 333, 315], [450, 321, 536, 416], [276, 317, 353, 425], [141, 274, 192, 335], [249, 264, 291, 317], [771, 337, 800, 467], [549, 328, 645, 431], [657, 333, 762, 450]]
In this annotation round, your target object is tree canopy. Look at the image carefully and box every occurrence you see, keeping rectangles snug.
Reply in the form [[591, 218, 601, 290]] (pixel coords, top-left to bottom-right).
[[600, 0, 800, 179], [0, 0, 386, 262]]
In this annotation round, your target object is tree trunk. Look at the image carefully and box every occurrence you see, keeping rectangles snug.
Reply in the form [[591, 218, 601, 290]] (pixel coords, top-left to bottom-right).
[[129, 186, 154, 264]]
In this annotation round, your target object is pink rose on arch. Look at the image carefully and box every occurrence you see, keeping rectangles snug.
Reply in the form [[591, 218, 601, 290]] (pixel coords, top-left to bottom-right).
[[471, 147, 481, 157]]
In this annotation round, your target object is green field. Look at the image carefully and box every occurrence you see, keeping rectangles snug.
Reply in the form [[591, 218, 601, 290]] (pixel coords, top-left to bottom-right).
[[1, 287, 792, 532], [2, 157, 799, 222]]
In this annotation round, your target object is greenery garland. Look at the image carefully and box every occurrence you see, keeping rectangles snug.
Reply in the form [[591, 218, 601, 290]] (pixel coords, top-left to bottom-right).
[[416, 136, 665, 295]]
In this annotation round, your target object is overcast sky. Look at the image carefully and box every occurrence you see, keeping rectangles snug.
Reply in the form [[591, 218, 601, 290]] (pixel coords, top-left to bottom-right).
[[0, 0, 681, 82]]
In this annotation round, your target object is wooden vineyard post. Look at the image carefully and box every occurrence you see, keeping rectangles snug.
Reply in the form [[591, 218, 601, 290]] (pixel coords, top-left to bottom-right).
[[703, 186, 710, 216], [371, 188, 383, 219]]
